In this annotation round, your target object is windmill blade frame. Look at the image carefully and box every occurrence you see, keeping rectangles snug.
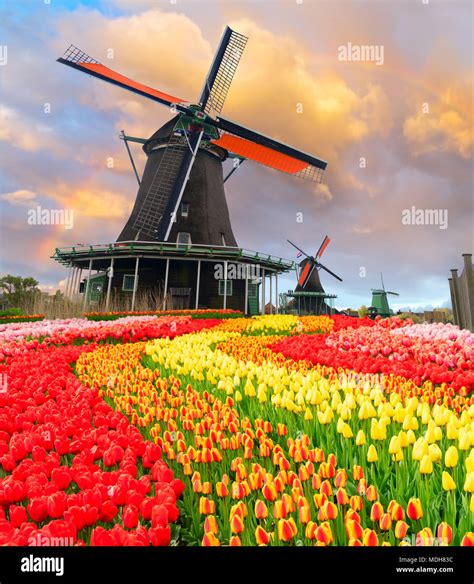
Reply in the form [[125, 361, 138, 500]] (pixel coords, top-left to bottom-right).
[[287, 239, 310, 259], [199, 26, 248, 116], [386, 291, 400, 296], [57, 45, 189, 109], [317, 262, 343, 282], [210, 116, 327, 181]]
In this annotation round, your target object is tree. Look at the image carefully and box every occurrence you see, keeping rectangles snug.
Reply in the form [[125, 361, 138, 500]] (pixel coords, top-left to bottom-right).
[[0, 275, 41, 312], [358, 305, 368, 318]]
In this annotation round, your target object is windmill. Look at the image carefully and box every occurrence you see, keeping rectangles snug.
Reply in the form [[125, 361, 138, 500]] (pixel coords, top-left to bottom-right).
[[54, 26, 328, 313], [369, 273, 399, 318], [286, 236, 342, 315], [57, 27, 327, 245]]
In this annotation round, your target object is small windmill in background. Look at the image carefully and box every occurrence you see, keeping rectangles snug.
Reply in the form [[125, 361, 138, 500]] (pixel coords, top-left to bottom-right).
[[369, 273, 399, 318], [284, 236, 342, 315]]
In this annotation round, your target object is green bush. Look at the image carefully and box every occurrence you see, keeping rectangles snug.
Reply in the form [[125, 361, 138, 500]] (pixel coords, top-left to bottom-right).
[[0, 307, 23, 317], [0, 316, 44, 325]]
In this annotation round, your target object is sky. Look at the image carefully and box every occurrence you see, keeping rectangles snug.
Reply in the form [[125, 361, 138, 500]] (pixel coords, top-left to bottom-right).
[[0, 0, 472, 311]]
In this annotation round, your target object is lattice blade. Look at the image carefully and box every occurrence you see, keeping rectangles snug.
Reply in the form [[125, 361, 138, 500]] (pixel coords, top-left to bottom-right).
[[212, 116, 327, 182], [133, 134, 187, 238], [58, 45, 187, 107], [199, 27, 248, 115]]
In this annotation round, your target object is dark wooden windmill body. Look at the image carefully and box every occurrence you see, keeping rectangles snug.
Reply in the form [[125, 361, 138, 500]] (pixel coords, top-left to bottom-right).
[[53, 27, 328, 313]]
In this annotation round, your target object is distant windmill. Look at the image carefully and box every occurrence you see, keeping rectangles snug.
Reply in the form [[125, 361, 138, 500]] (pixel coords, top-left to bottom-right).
[[369, 273, 399, 318], [286, 236, 342, 315]]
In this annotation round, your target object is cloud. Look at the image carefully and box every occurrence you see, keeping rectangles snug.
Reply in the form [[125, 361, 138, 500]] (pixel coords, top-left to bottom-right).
[[0, 106, 56, 153], [404, 106, 473, 159], [1, 189, 38, 206]]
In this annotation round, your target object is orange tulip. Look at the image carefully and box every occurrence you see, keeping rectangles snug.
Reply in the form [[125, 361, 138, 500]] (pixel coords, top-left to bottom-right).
[[262, 483, 277, 502], [312, 474, 322, 490], [215, 481, 228, 497], [229, 536, 242, 547], [255, 499, 268, 519], [416, 528, 434, 546], [202, 532, 220, 546], [277, 518, 297, 542], [349, 495, 363, 512], [346, 519, 363, 540], [345, 509, 361, 524], [406, 498, 423, 521], [460, 532, 474, 546], [202, 482, 212, 495], [348, 538, 363, 547], [352, 465, 364, 481], [336, 488, 349, 506], [204, 515, 218, 535], [379, 513, 392, 531], [301, 520, 315, 541], [363, 529, 379, 547], [395, 520, 409, 539], [255, 525, 271, 546], [274, 500, 287, 519], [389, 502, 404, 521], [299, 504, 311, 524], [313, 493, 328, 509], [334, 469, 347, 488], [366, 486, 378, 501], [320, 480, 333, 496], [199, 497, 215, 515], [437, 522, 453, 545], [316, 522, 333, 544], [357, 478, 367, 495], [370, 502, 384, 522], [230, 514, 244, 534]]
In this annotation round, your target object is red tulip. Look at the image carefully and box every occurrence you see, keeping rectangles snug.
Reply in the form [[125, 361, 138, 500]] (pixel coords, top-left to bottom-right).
[[123, 504, 139, 529]]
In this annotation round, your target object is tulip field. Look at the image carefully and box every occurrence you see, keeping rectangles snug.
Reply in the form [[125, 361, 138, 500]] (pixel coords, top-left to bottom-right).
[[0, 312, 473, 547]]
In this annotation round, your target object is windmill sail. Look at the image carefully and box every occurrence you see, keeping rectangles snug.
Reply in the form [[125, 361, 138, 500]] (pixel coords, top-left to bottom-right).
[[57, 46, 187, 108], [211, 117, 327, 181], [199, 27, 248, 115]]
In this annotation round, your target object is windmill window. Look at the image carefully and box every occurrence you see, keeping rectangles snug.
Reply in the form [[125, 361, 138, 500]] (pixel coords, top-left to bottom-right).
[[176, 232, 191, 246], [122, 274, 137, 292], [221, 233, 226, 246], [218, 280, 233, 296], [181, 202, 189, 218], [248, 283, 258, 298]]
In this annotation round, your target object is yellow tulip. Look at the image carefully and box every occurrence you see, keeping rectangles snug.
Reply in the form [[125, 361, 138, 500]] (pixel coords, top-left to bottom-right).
[[464, 472, 474, 493], [428, 444, 442, 462], [304, 408, 313, 421], [470, 495, 474, 513], [389, 436, 400, 455], [444, 446, 459, 468], [367, 445, 378, 463], [420, 454, 433, 474], [442, 471, 456, 491], [342, 423, 353, 439], [356, 430, 366, 446]]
